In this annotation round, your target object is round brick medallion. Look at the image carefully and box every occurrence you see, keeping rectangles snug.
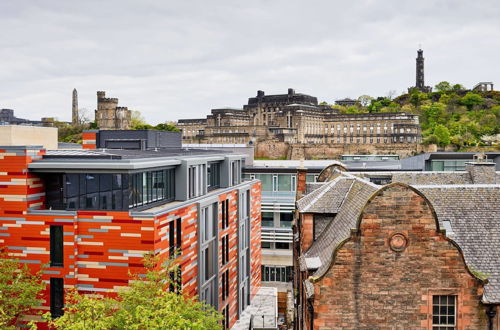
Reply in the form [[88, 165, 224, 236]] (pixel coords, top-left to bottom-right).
[[389, 233, 408, 252]]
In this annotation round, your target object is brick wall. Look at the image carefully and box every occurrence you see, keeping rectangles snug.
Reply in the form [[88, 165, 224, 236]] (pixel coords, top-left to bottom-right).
[[250, 181, 262, 299], [311, 184, 487, 329]]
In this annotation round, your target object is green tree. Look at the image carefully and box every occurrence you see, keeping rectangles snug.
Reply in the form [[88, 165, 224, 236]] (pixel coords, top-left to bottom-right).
[[130, 111, 148, 129], [48, 255, 222, 330], [409, 90, 428, 107], [460, 92, 484, 110], [452, 83, 465, 92], [433, 124, 451, 147], [357, 95, 373, 107], [434, 81, 452, 93], [154, 123, 180, 132], [0, 253, 46, 329]]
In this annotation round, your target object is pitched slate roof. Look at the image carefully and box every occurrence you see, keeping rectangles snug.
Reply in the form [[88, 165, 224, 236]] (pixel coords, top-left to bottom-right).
[[303, 176, 378, 277], [415, 184, 500, 304], [296, 177, 354, 214]]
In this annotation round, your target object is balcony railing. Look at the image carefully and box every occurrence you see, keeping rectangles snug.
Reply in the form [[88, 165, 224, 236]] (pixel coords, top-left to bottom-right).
[[261, 191, 296, 204], [262, 227, 293, 243]]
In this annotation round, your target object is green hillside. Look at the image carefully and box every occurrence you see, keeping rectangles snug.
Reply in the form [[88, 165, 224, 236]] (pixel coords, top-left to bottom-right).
[[330, 82, 500, 150]]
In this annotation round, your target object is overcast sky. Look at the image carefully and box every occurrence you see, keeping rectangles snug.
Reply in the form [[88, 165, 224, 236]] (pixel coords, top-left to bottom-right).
[[1, 0, 499, 124]]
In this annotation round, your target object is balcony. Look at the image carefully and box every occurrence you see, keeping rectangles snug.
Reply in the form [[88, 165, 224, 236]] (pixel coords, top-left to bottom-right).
[[261, 191, 296, 204], [262, 227, 293, 244]]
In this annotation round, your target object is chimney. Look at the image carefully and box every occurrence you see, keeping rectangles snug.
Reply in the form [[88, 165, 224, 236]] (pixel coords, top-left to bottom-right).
[[288, 88, 295, 96], [466, 154, 496, 184], [257, 90, 265, 98]]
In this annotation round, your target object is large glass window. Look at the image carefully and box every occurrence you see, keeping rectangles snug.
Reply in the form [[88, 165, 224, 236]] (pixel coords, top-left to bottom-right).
[[129, 169, 175, 208], [45, 169, 174, 211], [255, 174, 272, 191], [261, 265, 293, 282]]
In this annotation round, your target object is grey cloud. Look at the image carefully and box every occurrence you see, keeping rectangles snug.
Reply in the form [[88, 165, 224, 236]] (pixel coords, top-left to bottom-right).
[[0, 0, 499, 124]]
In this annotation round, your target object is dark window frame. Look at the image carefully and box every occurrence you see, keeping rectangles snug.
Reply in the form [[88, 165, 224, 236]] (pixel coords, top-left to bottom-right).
[[50, 277, 64, 318], [50, 225, 63, 267]]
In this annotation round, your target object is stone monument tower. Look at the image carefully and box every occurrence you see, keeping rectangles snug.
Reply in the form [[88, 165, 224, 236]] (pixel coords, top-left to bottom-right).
[[72, 88, 79, 125], [408, 49, 432, 93]]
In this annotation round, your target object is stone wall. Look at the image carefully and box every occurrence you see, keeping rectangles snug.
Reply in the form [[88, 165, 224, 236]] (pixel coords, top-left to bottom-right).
[[311, 184, 487, 329], [255, 141, 434, 160]]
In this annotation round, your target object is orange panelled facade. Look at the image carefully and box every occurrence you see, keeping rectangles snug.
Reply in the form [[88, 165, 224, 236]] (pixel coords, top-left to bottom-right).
[[81, 131, 97, 149], [0, 146, 261, 328]]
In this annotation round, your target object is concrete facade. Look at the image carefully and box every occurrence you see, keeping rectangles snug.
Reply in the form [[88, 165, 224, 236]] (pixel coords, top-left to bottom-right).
[[0, 125, 58, 150]]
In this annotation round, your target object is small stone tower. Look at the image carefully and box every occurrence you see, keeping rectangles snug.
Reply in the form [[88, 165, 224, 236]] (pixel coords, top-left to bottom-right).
[[72, 88, 79, 125], [94, 91, 132, 130], [408, 49, 432, 93]]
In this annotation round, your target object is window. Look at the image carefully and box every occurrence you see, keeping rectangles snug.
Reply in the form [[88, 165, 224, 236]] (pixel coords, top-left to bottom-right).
[[176, 218, 182, 252], [50, 226, 63, 267], [221, 199, 229, 230], [50, 278, 64, 318], [261, 241, 271, 249], [261, 265, 293, 282], [189, 165, 205, 198], [223, 305, 230, 329], [280, 212, 293, 228], [432, 295, 456, 329], [276, 242, 290, 249], [221, 270, 229, 301], [207, 162, 220, 191], [200, 204, 218, 308], [169, 221, 175, 257], [221, 235, 229, 265], [231, 161, 241, 186], [262, 212, 274, 227]]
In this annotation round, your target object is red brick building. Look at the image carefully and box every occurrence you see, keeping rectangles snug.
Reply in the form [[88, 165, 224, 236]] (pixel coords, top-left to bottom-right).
[[294, 163, 500, 329], [0, 142, 261, 328]]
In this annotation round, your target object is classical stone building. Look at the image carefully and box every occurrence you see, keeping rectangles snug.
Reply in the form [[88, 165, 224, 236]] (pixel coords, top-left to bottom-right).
[[178, 89, 421, 146], [95, 91, 132, 130], [293, 162, 500, 329]]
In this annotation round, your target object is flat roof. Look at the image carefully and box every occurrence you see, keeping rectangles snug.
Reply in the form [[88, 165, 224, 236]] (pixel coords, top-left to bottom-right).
[[28, 148, 245, 171]]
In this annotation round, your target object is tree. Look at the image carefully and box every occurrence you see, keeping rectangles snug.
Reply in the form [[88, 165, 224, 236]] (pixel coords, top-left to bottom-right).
[[48, 254, 222, 330], [357, 95, 373, 107], [460, 92, 484, 110], [155, 123, 180, 132], [131, 111, 147, 129], [433, 124, 451, 147], [434, 81, 452, 93], [0, 253, 45, 329]]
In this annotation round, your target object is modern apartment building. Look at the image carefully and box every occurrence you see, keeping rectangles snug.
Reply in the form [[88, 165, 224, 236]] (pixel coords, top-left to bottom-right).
[[0, 131, 261, 329]]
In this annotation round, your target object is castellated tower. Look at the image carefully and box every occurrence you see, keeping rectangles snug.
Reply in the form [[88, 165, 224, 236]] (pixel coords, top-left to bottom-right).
[[72, 88, 78, 125], [94, 91, 132, 130]]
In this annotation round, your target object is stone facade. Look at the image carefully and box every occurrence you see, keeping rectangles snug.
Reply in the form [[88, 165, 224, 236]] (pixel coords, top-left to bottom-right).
[[95, 91, 132, 130], [178, 89, 421, 148], [308, 185, 486, 329]]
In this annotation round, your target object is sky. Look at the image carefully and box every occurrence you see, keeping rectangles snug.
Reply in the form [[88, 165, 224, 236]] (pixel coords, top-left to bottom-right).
[[1, 0, 499, 124]]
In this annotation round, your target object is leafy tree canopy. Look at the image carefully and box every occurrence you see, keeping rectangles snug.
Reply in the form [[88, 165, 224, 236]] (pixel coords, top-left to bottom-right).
[[0, 252, 45, 330], [46, 254, 222, 330]]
